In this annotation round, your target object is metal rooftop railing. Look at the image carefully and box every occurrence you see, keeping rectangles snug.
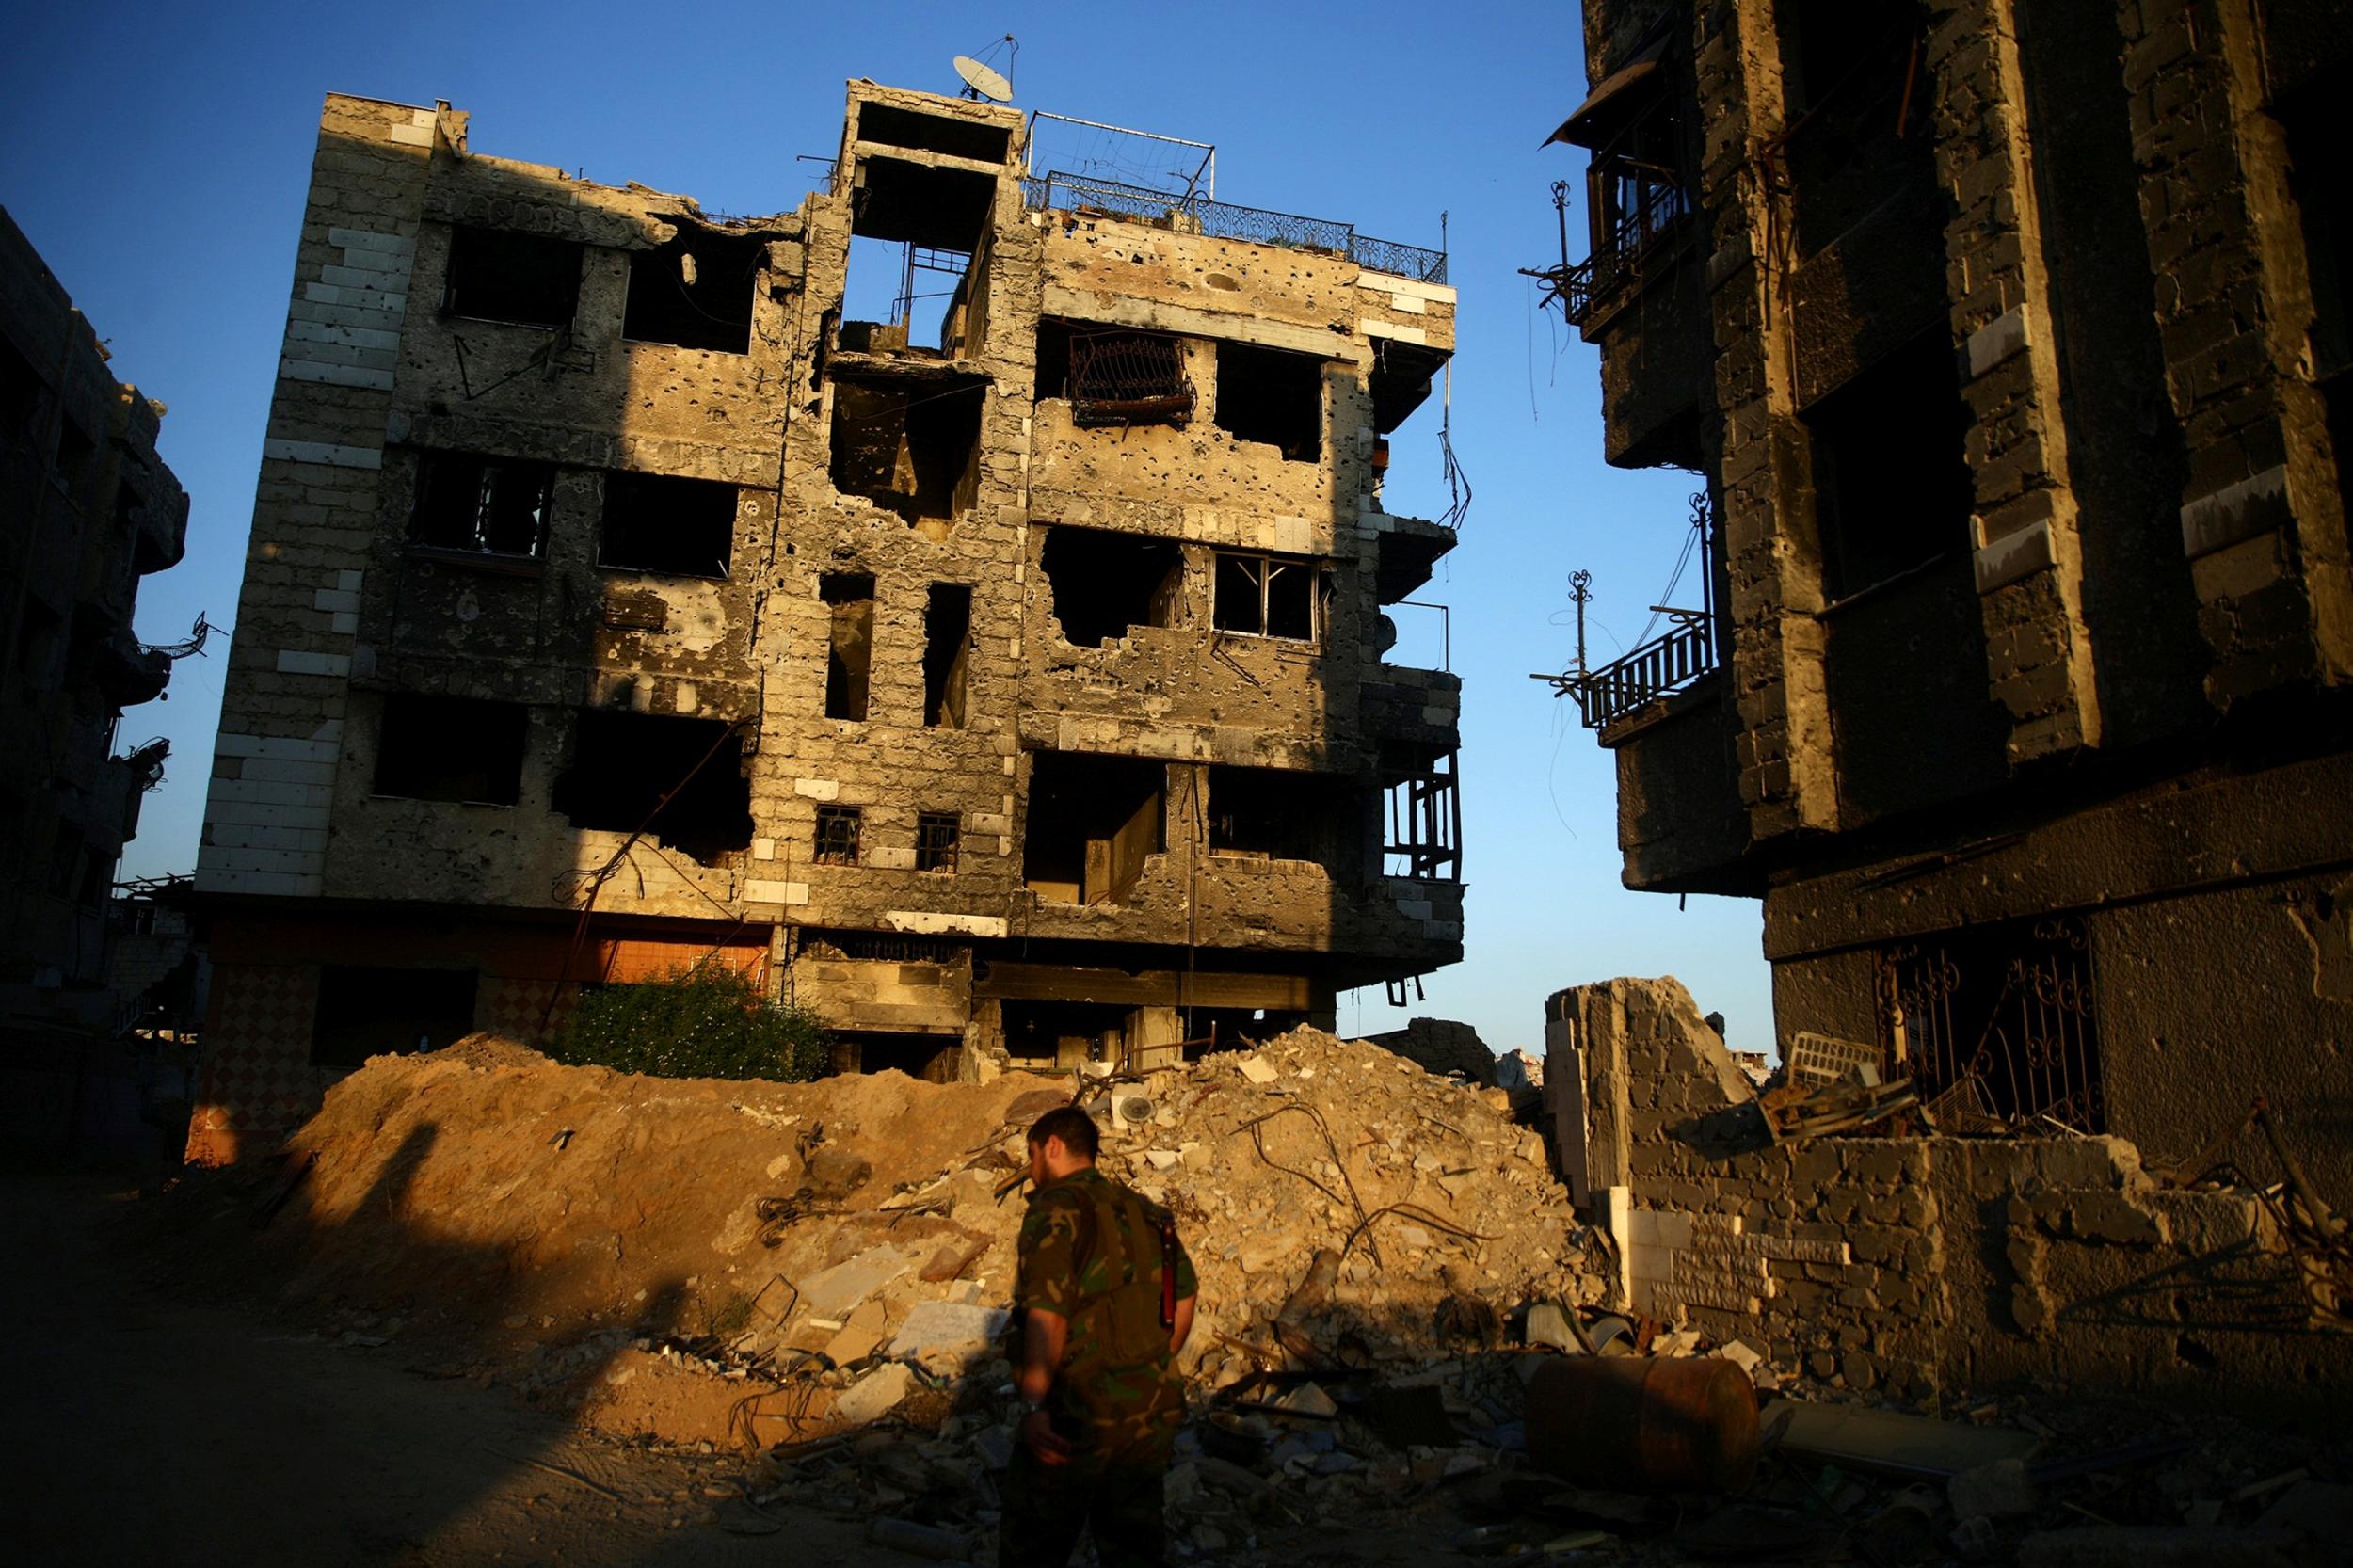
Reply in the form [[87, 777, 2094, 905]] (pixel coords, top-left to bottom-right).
[[1022, 171, 1448, 284]]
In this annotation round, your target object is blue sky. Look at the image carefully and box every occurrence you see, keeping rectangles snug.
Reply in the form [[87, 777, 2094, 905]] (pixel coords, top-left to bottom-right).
[[0, 0, 1773, 1057]]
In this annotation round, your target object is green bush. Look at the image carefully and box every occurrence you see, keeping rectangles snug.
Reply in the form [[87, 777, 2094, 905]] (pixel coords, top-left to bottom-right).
[[551, 962, 828, 1083]]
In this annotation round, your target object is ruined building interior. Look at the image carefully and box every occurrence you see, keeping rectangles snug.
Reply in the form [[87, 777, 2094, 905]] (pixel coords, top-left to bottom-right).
[[1536, 0, 2353, 1203], [184, 84, 1462, 1161], [0, 208, 190, 1036]]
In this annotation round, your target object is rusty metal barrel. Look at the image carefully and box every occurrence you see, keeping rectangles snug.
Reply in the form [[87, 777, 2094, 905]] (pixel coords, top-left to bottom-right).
[[1525, 1354, 1760, 1493]]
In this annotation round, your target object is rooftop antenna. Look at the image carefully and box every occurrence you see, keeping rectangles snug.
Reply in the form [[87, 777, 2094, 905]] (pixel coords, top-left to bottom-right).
[[953, 36, 1016, 102]]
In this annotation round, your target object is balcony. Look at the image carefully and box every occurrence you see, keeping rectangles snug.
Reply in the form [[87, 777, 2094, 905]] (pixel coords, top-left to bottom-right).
[[1532, 178, 1689, 333], [1559, 611, 1716, 732]]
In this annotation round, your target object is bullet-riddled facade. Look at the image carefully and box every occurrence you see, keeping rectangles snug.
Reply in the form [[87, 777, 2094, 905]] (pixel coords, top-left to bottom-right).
[[187, 87, 1461, 1160], [1543, 3, 2353, 1188]]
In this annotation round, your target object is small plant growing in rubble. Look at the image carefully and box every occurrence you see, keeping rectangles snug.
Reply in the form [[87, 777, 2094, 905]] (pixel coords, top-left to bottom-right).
[[552, 962, 828, 1082]]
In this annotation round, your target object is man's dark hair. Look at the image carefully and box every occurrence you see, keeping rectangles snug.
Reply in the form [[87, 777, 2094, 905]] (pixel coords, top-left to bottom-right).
[[1027, 1105, 1100, 1160]]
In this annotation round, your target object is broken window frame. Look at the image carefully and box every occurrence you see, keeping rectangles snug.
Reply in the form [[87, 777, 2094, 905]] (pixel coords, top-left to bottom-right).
[[1582, 94, 1689, 304], [1212, 551, 1330, 644], [440, 225, 584, 331], [1382, 747, 1462, 882], [408, 452, 555, 561], [916, 811, 960, 873], [813, 804, 863, 867]]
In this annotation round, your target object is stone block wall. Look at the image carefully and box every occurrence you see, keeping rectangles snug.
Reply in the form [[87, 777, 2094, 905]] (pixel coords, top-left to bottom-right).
[[1545, 975, 2353, 1407]]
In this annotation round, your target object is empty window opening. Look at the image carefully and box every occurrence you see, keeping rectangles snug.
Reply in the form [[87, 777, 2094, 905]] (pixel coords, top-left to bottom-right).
[[1215, 342, 1323, 460], [1183, 1007, 1310, 1059], [374, 694, 527, 805], [1214, 552, 1327, 641], [821, 572, 875, 721], [1023, 752, 1164, 906], [1880, 914, 2104, 1134], [55, 417, 96, 490], [623, 226, 764, 354], [828, 1030, 964, 1082], [828, 376, 984, 530], [1780, 2, 1936, 254], [1207, 766, 1354, 873], [922, 584, 971, 728], [1806, 328, 1972, 600], [843, 236, 971, 353], [1036, 319, 1194, 427], [442, 225, 582, 329], [0, 332, 41, 437], [2281, 84, 2353, 522], [1382, 745, 1462, 881], [844, 155, 996, 354], [813, 804, 862, 866], [552, 712, 753, 865], [410, 452, 554, 558], [113, 481, 145, 536], [1040, 526, 1184, 648], [1001, 1000, 1131, 1068], [917, 811, 960, 873], [600, 471, 736, 578], [313, 965, 478, 1067], [856, 104, 1012, 164]]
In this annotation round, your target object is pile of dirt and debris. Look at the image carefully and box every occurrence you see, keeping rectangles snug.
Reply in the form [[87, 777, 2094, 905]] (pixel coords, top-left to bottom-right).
[[202, 1026, 1594, 1425]]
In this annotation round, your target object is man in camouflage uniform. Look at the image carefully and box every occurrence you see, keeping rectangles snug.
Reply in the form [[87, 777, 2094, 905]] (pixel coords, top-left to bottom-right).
[[1000, 1104, 1197, 1568]]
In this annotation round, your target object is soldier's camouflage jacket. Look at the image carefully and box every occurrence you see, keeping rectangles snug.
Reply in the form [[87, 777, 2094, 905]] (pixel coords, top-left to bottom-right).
[[1016, 1165, 1198, 1454]]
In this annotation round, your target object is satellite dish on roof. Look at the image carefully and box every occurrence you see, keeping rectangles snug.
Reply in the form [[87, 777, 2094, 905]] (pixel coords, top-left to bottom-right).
[[953, 55, 1013, 103]]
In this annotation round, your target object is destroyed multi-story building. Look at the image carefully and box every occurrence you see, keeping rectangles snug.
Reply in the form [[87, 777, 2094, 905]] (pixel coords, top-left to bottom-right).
[[0, 209, 189, 1037], [185, 85, 1463, 1161], [1539, 3, 2352, 1185]]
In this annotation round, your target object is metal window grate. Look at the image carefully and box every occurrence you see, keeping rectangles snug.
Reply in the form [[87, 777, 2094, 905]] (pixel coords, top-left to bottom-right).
[[1880, 915, 2105, 1135], [1069, 331, 1194, 427], [917, 811, 959, 873], [1787, 1031, 1886, 1090], [813, 805, 861, 867]]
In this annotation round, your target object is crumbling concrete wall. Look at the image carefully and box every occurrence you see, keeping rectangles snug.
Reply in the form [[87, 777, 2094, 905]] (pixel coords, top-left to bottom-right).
[[1545, 976, 2353, 1408]]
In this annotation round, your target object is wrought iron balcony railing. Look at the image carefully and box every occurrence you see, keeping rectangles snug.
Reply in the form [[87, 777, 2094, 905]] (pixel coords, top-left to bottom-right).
[[1022, 172, 1448, 284], [1555, 611, 1716, 730], [1529, 178, 1689, 328]]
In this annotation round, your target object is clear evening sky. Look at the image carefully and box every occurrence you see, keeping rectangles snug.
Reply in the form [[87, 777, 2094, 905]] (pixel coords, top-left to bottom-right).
[[1, 0, 1774, 1058]]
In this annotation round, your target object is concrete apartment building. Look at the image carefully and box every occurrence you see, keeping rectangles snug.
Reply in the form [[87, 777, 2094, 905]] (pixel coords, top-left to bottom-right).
[[0, 209, 189, 1039], [1540, 1, 2352, 1184], [185, 84, 1461, 1161]]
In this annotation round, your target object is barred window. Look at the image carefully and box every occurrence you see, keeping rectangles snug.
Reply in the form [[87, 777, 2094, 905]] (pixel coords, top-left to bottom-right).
[[813, 805, 862, 866], [917, 811, 960, 873]]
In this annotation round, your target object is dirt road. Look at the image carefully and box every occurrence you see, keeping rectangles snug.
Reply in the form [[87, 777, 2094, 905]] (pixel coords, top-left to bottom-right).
[[0, 1172, 865, 1568]]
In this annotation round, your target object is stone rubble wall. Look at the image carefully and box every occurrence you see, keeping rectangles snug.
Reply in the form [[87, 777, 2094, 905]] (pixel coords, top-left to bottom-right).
[[1545, 975, 2353, 1408]]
